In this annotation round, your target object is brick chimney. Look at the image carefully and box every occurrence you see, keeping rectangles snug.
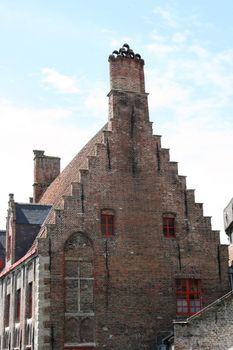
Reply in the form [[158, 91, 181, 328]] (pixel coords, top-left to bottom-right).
[[108, 43, 145, 93], [33, 150, 60, 203], [107, 44, 151, 174], [107, 44, 148, 125]]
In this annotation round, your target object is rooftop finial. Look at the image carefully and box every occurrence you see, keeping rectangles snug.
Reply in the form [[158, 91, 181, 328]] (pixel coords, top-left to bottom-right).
[[109, 44, 143, 62], [9, 193, 14, 202]]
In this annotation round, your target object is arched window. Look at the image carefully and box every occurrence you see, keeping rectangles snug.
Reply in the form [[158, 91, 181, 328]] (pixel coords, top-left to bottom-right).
[[64, 232, 94, 347]]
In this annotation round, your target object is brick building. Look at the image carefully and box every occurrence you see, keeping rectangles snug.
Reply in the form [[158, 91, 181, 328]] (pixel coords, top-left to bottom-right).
[[0, 44, 230, 350]]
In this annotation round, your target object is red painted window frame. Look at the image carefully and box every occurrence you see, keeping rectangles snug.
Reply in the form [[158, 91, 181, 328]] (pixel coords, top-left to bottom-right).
[[176, 279, 202, 316], [163, 217, 175, 237], [101, 214, 114, 236], [0, 258, 3, 269]]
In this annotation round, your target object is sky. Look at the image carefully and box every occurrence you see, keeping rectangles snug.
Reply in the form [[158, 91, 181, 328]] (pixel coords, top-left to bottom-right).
[[0, 0, 233, 243]]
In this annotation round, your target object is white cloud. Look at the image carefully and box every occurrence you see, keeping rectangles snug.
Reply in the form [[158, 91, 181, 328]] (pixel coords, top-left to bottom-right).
[[147, 74, 189, 107], [41, 67, 80, 94], [189, 45, 209, 58], [172, 32, 187, 43], [84, 83, 108, 119], [153, 6, 177, 28], [145, 43, 176, 55], [0, 99, 99, 228], [101, 28, 114, 34]]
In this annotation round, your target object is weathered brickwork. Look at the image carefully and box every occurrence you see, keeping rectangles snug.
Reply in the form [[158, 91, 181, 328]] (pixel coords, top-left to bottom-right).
[[33, 150, 60, 203], [0, 44, 230, 350], [174, 291, 233, 350], [34, 255, 51, 350], [35, 44, 229, 349]]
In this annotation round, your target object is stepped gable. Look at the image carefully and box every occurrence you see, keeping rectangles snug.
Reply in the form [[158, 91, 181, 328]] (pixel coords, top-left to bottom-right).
[[39, 125, 106, 210], [0, 44, 230, 350]]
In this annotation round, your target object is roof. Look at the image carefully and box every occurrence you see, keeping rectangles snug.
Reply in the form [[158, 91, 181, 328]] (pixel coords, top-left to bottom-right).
[[0, 247, 36, 278], [15, 203, 52, 225], [39, 125, 106, 209], [0, 231, 6, 249]]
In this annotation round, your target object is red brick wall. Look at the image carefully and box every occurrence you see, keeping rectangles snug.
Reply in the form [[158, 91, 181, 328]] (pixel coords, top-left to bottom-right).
[[38, 47, 230, 350], [33, 150, 60, 203]]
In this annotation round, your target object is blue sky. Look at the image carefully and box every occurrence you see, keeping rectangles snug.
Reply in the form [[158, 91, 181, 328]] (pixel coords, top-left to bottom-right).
[[0, 0, 233, 243]]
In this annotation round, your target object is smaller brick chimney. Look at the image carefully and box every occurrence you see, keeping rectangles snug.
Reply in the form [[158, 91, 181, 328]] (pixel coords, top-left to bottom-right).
[[33, 150, 60, 203]]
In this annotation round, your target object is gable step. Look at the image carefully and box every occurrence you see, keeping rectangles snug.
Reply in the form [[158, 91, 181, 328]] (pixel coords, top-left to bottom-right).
[[168, 161, 178, 175], [160, 148, 170, 163], [102, 129, 113, 143], [178, 175, 187, 189], [195, 202, 203, 216], [153, 134, 162, 148], [71, 182, 81, 197], [95, 142, 106, 156], [87, 155, 98, 169]]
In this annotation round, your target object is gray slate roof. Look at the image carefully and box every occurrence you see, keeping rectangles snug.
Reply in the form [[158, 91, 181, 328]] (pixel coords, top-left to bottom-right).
[[15, 204, 52, 225], [0, 231, 5, 249]]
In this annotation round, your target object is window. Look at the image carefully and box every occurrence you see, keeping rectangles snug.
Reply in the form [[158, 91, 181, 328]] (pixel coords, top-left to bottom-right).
[[65, 260, 94, 314], [176, 279, 202, 316], [26, 318, 33, 348], [28, 282, 33, 319], [64, 233, 94, 346], [101, 212, 114, 236], [5, 294, 10, 327], [163, 217, 175, 237], [15, 289, 21, 322]]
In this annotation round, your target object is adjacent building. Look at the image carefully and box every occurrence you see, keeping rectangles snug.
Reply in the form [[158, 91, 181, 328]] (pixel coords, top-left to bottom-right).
[[173, 291, 233, 350], [0, 44, 230, 350], [224, 198, 233, 263]]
